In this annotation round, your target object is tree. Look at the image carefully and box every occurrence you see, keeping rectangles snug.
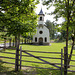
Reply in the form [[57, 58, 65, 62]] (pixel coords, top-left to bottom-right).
[[45, 20, 56, 39], [0, 0, 39, 46], [57, 25, 72, 41], [43, 0, 75, 74]]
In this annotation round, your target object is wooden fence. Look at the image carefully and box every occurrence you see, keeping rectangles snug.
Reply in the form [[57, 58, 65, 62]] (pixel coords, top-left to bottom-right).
[[18, 47, 75, 74], [0, 38, 32, 49], [0, 39, 75, 75]]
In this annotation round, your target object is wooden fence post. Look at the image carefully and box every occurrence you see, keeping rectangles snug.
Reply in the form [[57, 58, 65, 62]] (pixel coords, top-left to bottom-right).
[[15, 45, 19, 71], [24, 38, 26, 44], [29, 39, 30, 44], [30, 38, 31, 44], [13, 39, 14, 47], [22, 39, 23, 44], [9, 38, 11, 47], [64, 47, 68, 75], [20, 46, 22, 70], [19, 38, 20, 44], [4, 38, 6, 51], [27, 39, 28, 44], [61, 49, 63, 75]]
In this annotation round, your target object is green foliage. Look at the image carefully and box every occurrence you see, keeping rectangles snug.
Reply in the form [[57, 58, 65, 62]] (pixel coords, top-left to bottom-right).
[[45, 20, 56, 39], [43, 0, 75, 52], [0, 0, 39, 37], [43, 0, 75, 32]]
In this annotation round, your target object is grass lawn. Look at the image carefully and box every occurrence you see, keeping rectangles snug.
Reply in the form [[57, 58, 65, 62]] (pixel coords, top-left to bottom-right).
[[0, 42, 75, 75]]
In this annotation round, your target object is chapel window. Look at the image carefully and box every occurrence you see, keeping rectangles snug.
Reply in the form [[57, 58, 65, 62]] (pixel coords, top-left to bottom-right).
[[40, 17, 42, 20], [45, 37, 47, 42], [35, 37, 37, 42]]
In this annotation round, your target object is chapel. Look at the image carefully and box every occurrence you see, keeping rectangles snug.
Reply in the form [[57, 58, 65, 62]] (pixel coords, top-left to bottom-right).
[[32, 9, 50, 45]]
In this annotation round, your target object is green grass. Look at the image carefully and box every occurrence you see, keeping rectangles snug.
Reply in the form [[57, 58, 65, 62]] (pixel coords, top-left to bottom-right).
[[0, 43, 75, 75]]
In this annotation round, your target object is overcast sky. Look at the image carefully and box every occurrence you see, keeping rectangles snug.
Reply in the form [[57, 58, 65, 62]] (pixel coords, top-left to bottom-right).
[[35, 1, 64, 24]]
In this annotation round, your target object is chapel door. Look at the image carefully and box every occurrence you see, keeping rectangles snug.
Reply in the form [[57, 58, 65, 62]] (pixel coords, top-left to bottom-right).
[[39, 37, 43, 45]]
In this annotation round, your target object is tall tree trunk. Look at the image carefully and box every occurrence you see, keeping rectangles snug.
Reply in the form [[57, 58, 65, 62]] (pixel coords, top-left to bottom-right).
[[15, 36, 17, 47], [17, 34, 20, 48], [64, 0, 70, 75], [68, 31, 75, 66], [68, 39, 74, 66]]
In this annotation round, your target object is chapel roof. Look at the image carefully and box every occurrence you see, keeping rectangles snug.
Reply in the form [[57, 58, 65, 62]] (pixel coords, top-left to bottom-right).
[[38, 8, 45, 16]]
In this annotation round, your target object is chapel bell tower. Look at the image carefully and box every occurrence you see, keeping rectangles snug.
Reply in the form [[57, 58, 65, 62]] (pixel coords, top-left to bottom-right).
[[38, 8, 45, 25]]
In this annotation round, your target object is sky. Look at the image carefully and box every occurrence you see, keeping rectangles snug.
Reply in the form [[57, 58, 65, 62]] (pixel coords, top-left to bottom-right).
[[35, 1, 64, 24]]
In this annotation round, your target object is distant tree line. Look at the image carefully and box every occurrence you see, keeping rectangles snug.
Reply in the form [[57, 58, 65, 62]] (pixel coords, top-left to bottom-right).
[[45, 20, 56, 40]]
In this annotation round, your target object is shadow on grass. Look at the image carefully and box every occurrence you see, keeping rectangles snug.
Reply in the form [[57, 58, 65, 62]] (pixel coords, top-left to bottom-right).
[[36, 68, 75, 75], [23, 65, 63, 75], [68, 72, 75, 75], [0, 59, 75, 75], [36, 68, 61, 75], [30, 67, 75, 75], [0, 62, 9, 73], [23, 65, 75, 75], [0, 59, 24, 75]]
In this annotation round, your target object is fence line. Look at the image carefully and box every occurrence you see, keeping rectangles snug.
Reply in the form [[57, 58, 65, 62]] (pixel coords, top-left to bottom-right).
[[0, 39, 75, 75], [0, 56, 15, 59], [22, 50, 61, 54], [22, 50, 61, 69], [0, 51, 16, 54], [0, 37, 32, 49], [0, 61, 15, 65]]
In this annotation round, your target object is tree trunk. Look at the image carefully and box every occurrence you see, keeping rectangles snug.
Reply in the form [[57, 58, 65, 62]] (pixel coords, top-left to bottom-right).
[[68, 39, 74, 66], [17, 34, 20, 48], [15, 36, 17, 47], [64, 0, 70, 75], [68, 31, 75, 66]]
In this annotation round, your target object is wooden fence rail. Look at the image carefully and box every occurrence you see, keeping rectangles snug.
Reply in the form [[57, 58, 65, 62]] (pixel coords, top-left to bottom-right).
[[22, 50, 61, 54], [0, 40, 75, 75], [17, 47, 63, 74], [19, 47, 75, 75], [0, 38, 32, 49]]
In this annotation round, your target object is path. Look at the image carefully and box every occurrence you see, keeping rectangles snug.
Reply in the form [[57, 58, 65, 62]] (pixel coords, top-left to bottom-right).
[[0, 43, 13, 50]]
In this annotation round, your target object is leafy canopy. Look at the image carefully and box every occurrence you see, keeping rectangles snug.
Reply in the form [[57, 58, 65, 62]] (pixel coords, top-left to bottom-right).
[[0, 0, 39, 36]]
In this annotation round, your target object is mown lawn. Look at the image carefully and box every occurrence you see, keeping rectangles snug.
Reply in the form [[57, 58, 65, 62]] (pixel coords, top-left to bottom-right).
[[0, 43, 75, 75]]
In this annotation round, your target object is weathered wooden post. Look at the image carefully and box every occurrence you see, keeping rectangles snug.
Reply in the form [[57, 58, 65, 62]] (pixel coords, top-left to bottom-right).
[[29, 38, 30, 44], [22, 39, 23, 44], [20, 46, 22, 70], [64, 47, 68, 75], [4, 38, 6, 51], [19, 38, 20, 44], [9, 38, 11, 47], [61, 49, 63, 75], [30, 38, 31, 44], [24, 38, 26, 44], [27, 38, 29, 44], [13, 39, 14, 47], [27, 39, 28, 44], [15, 45, 19, 71]]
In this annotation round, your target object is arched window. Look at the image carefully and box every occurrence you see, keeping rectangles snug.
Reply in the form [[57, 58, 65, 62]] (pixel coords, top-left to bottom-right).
[[45, 37, 47, 42], [40, 17, 42, 20], [35, 37, 37, 42]]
